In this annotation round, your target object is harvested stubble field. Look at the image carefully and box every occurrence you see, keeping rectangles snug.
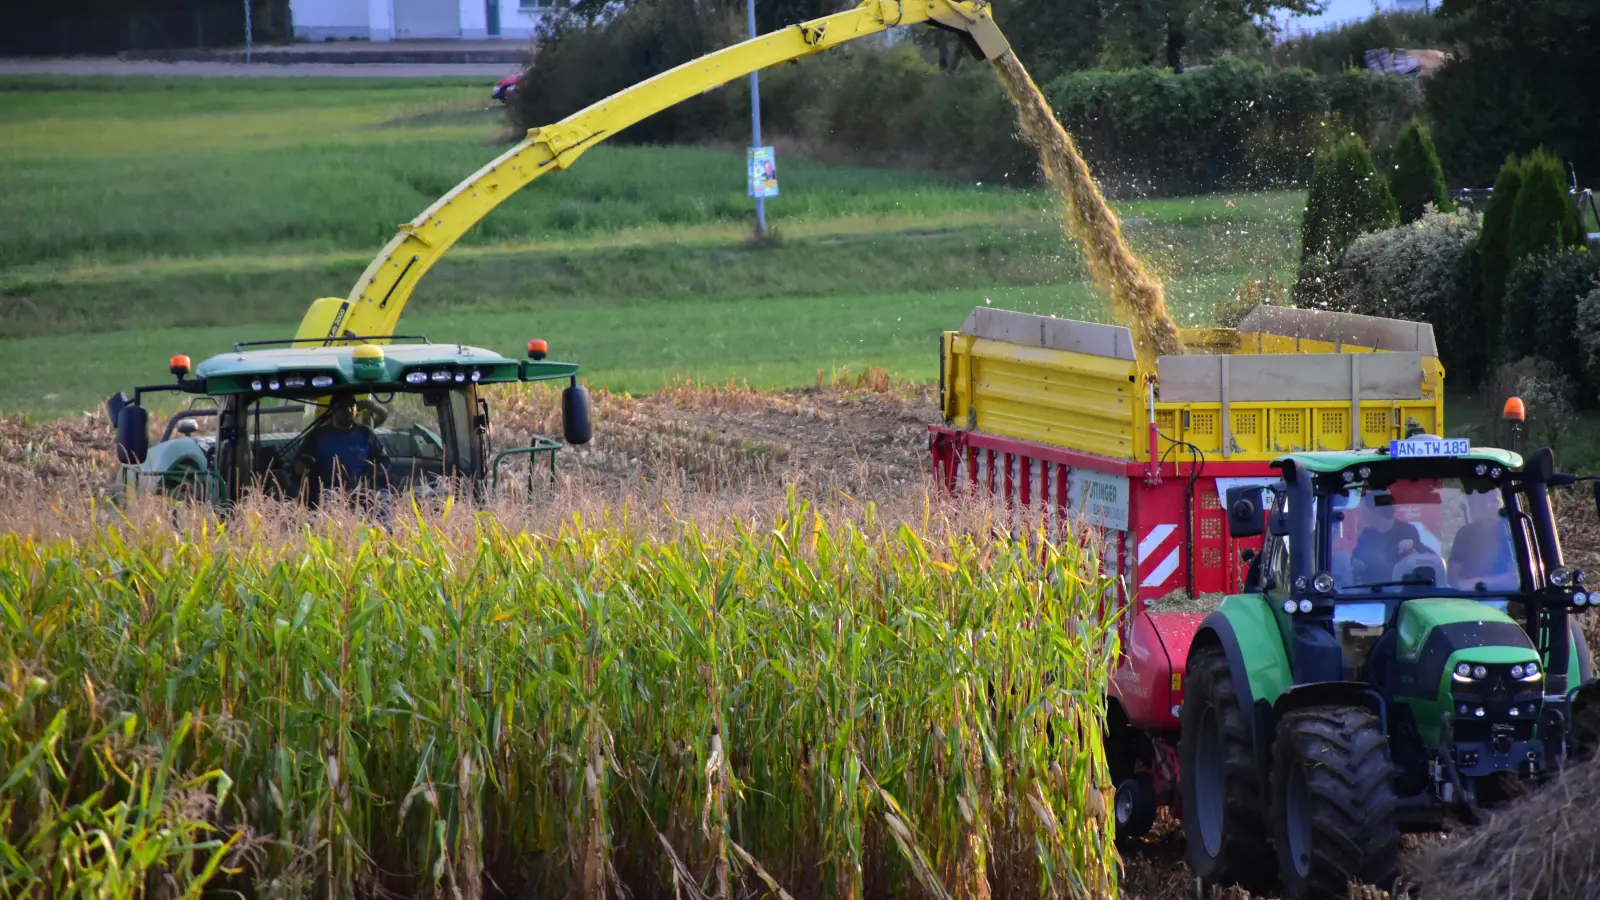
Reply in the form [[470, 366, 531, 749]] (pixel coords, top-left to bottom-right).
[[9, 378, 1600, 900]]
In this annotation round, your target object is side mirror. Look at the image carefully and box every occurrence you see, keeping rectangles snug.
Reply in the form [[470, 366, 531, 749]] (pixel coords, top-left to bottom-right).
[[562, 383, 592, 446], [1527, 446, 1556, 483], [176, 418, 200, 437], [106, 391, 131, 427], [115, 404, 150, 464], [1226, 486, 1265, 538]]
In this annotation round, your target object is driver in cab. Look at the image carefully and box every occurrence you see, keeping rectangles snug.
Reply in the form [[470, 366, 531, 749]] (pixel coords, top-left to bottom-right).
[[1350, 494, 1424, 584], [296, 395, 389, 503]]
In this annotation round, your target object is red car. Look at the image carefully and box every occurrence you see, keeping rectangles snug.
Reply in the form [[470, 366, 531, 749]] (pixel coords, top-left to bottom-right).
[[492, 72, 522, 103]]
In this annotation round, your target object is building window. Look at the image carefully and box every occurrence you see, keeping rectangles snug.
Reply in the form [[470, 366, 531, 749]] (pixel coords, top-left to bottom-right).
[[519, 0, 557, 9]]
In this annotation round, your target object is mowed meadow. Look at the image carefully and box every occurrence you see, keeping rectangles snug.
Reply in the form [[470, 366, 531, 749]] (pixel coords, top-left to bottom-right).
[[0, 76, 1305, 415]]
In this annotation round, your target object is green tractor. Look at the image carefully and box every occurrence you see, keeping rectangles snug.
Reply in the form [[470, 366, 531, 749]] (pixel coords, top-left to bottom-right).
[[106, 335, 591, 507], [1181, 433, 1600, 898]]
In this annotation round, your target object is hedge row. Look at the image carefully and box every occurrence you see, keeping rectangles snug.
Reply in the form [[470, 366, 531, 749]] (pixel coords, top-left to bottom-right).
[[510, 11, 1419, 194], [1042, 58, 1419, 196]]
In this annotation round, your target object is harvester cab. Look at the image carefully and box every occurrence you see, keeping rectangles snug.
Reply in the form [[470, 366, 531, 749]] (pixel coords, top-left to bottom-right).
[[106, 336, 591, 508], [1180, 434, 1600, 898]]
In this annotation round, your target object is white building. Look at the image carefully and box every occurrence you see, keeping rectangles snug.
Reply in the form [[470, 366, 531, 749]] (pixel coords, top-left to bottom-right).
[[290, 0, 558, 41]]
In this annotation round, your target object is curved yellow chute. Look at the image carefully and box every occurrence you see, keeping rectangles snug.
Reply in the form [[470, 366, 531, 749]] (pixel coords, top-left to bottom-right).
[[293, 0, 1010, 346]]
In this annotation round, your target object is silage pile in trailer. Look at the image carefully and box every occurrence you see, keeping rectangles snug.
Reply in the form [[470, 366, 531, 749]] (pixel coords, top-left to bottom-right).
[[0, 493, 1122, 899], [1404, 757, 1600, 900]]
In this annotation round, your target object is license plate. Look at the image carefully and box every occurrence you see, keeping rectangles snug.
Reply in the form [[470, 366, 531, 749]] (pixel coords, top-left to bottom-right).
[[1389, 437, 1470, 458]]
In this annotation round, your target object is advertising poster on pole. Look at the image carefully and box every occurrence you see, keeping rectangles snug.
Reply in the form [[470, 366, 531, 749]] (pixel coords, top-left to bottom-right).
[[747, 147, 778, 198]]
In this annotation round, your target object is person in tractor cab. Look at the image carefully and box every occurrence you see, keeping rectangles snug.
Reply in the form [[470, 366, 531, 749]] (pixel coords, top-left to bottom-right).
[[1447, 488, 1518, 591], [1349, 494, 1424, 584], [295, 394, 389, 505]]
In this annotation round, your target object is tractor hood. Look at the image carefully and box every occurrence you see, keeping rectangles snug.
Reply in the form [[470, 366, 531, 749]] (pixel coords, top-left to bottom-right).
[[1390, 598, 1539, 709], [1393, 599, 1535, 664]]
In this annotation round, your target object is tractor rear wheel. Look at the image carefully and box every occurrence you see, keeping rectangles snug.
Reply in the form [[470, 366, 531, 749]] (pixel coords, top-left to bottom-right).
[[1181, 643, 1271, 892], [1271, 705, 1399, 900]]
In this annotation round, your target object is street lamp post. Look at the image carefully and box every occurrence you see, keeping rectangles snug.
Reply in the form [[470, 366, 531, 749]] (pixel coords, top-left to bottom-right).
[[746, 0, 767, 238]]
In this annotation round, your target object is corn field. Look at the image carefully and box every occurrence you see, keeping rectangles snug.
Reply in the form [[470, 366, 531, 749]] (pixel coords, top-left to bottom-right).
[[0, 491, 1122, 899]]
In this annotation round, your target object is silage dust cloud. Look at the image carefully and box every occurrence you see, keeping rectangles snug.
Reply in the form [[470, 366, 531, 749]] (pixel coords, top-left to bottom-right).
[[992, 52, 1184, 370]]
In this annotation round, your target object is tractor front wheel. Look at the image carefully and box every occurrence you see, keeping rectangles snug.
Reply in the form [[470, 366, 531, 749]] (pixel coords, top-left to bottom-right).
[[1271, 705, 1399, 900], [1180, 643, 1271, 893]]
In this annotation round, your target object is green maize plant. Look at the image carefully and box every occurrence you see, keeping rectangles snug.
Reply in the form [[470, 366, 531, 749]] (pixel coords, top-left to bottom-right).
[[0, 492, 1122, 899]]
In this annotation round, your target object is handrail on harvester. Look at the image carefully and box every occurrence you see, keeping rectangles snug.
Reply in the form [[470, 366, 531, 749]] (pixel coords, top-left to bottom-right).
[[293, 0, 1010, 347]]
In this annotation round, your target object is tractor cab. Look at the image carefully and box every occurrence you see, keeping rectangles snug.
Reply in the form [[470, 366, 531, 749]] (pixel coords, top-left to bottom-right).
[[106, 335, 591, 507], [1167, 434, 1600, 899]]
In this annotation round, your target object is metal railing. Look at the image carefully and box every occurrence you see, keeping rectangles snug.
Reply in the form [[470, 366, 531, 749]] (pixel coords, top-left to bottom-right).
[[490, 437, 563, 492]]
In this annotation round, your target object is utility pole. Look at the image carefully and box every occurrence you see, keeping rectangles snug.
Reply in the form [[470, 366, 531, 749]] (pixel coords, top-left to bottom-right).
[[746, 0, 767, 238]]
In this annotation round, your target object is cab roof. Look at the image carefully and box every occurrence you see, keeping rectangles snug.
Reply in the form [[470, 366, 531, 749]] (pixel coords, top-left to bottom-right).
[[1272, 446, 1523, 473], [194, 342, 514, 380], [182, 340, 576, 395]]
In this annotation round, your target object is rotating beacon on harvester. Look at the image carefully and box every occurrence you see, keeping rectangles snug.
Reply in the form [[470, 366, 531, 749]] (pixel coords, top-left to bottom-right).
[[929, 303, 1600, 898]]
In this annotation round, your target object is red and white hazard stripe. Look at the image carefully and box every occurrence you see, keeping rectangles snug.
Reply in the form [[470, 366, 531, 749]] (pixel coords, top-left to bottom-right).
[[1138, 523, 1180, 589]]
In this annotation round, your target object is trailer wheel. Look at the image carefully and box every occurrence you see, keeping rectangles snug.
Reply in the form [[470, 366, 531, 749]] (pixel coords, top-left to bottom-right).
[[1271, 705, 1398, 900], [1114, 775, 1157, 848], [1181, 643, 1271, 892]]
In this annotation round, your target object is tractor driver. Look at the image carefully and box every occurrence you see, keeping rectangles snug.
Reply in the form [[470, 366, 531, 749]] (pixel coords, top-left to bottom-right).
[[1349, 494, 1424, 585], [1447, 488, 1517, 591], [295, 394, 389, 503]]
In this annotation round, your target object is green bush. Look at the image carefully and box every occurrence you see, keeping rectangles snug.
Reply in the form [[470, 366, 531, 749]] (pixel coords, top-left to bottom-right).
[[1389, 118, 1450, 224], [1324, 208, 1479, 374], [1501, 247, 1600, 381], [1476, 156, 1523, 365], [1506, 149, 1585, 265], [510, 0, 744, 145], [1294, 133, 1399, 305], [1043, 59, 1418, 196], [1576, 286, 1600, 396], [731, 43, 1034, 184]]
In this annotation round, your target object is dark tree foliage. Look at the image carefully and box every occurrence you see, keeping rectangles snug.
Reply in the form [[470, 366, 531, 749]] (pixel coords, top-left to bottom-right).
[[1476, 158, 1523, 366], [513, 0, 744, 145], [1506, 149, 1585, 266], [1503, 247, 1600, 376], [1269, 10, 1449, 75], [1389, 118, 1450, 224], [1294, 133, 1399, 305], [1425, 0, 1600, 188], [1098, 0, 1323, 73]]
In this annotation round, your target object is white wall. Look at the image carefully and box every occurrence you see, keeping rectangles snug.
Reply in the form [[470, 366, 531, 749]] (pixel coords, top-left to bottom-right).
[[291, 0, 371, 39], [489, 0, 552, 39]]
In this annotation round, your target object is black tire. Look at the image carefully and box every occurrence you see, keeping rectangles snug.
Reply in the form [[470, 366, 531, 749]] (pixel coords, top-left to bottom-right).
[[1114, 775, 1158, 848], [1271, 705, 1399, 900], [1181, 643, 1271, 892]]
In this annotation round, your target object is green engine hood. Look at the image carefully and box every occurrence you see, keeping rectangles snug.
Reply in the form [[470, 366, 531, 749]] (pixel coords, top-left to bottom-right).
[[1395, 598, 1536, 665]]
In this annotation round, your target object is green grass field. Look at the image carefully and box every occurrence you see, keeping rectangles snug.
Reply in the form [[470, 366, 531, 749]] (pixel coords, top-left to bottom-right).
[[1, 75, 1306, 416]]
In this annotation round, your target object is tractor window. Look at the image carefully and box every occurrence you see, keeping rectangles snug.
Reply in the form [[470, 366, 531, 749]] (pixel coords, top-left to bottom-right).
[[1328, 477, 1518, 594]]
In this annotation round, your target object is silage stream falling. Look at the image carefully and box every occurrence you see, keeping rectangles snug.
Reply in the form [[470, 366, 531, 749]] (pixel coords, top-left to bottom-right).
[[992, 51, 1185, 371]]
